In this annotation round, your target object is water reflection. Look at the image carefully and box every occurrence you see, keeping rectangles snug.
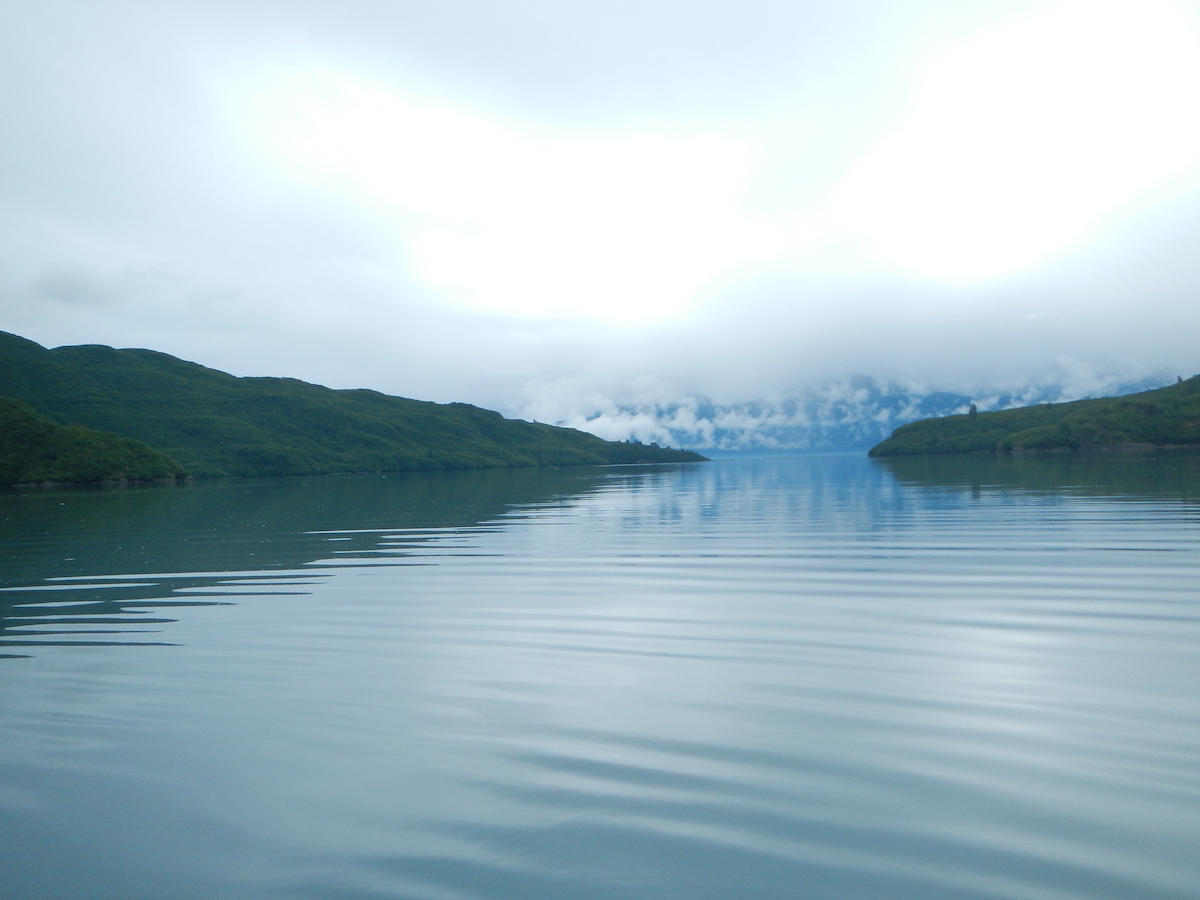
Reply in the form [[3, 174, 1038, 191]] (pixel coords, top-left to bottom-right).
[[1, 456, 1198, 899], [6, 453, 1200, 656], [876, 447, 1200, 502], [0, 466, 634, 654]]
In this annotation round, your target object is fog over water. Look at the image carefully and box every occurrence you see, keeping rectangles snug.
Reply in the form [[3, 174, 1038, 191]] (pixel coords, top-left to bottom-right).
[[3, 1, 1200, 445]]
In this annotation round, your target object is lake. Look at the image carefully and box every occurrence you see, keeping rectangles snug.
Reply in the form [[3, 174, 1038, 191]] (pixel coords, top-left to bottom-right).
[[2, 453, 1198, 899]]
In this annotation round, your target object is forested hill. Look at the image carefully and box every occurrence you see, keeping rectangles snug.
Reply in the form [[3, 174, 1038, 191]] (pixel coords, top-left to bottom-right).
[[0, 331, 704, 480], [0, 397, 183, 485], [869, 375, 1200, 457]]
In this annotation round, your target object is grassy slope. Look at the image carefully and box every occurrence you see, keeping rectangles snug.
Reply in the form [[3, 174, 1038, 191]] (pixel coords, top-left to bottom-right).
[[869, 376, 1200, 457], [0, 331, 703, 477], [0, 397, 184, 485]]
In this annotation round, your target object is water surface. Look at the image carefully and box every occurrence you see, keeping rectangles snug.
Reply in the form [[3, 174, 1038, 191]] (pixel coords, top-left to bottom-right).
[[2, 454, 1198, 899]]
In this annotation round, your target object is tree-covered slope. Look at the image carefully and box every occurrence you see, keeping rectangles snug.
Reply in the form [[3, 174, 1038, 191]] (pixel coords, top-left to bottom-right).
[[0, 397, 184, 485], [0, 331, 704, 477], [869, 376, 1200, 457]]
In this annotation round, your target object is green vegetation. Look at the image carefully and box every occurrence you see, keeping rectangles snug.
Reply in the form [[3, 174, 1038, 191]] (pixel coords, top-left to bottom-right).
[[869, 375, 1200, 457], [0, 331, 704, 481], [0, 397, 184, 485]]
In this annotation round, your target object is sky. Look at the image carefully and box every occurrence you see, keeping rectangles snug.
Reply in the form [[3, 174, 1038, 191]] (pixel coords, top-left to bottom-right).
[[3, 0, 1200, 446]]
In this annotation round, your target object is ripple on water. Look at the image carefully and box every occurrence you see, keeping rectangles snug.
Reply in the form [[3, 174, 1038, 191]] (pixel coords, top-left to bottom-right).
[[0, 458, 1198, 899]]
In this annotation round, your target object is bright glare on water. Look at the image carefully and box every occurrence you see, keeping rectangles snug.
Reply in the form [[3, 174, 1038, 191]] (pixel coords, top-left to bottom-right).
[[1, 454, 1198, 899]]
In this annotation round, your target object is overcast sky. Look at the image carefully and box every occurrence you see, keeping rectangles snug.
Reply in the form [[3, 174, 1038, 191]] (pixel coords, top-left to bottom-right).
[[4, 0, 1200, 435]]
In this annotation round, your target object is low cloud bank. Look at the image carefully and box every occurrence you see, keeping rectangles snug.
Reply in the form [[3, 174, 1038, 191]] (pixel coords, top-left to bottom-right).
[[517, 367, 1172, 452]]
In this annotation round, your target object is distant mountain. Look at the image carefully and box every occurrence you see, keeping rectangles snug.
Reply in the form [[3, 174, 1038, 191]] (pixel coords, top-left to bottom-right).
[[869, 376, 1200, 457], [530, 375, 1172, 453], [0, 331, 704, 481]]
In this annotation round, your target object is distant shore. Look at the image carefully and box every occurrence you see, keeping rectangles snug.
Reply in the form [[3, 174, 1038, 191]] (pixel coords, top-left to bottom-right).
[[869, 376, 1200, 457]]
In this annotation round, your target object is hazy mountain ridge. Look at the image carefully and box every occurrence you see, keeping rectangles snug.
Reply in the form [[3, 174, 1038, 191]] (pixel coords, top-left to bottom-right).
[[0, 331, 703, 481], [529, 375, 1173, 452]]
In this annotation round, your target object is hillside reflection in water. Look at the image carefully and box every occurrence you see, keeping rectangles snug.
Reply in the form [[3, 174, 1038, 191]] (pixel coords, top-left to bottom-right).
[[0, 467, 617, 652], [1, 455, 1198, 900]]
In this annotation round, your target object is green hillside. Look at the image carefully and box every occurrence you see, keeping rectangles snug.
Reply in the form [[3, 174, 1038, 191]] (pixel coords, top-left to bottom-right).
[[0, 397, 184, 485], [869, 376, 1200, 457], [0, 331, 704, 478]]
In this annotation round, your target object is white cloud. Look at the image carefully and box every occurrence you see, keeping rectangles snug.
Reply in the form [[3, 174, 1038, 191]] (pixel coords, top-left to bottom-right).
[[515, 362, 1174, 451], [233, 68, 783, 320], [2, 0, 1200, 439], [831, 0, 1200, 281]]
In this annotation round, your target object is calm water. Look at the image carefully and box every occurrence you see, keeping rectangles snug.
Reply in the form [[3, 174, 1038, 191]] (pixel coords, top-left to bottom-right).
[[1, 454, 1198, 899]]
